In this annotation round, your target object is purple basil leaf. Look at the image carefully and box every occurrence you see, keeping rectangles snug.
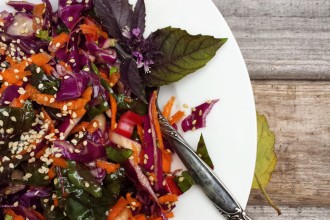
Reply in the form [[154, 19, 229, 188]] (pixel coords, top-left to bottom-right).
[[94, 0, 133, 42], [120, 58, 146, 103], [132, 0, 146, 34]]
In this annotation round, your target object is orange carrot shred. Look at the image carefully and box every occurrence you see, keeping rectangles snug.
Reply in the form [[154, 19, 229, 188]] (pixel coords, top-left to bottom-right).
[[35, 146, 47, 159], [47, 165, 56, 180], [42, 108, 55, 134], [70, 121, 90, 134], [107, 197, 129, 220], [109, 94, 117, 130], [162, 96, 175, 119], [13, 216, 25, 220], [50, 156, 68, 168], [109, 72, 120, 87], [4, 208, 18, 217], [42, 64, 53, 75], [133, 214, 147, 220], [151, 92, 164, 149], [96, 160, 120, 174], [158, 194, 178, 204], [136, 123, 144, 146], [165, 212, 175, 218], [53, 198, 59, 207], [161, 149, 172, 173], [169, 110, 185, 125], [30, 53, 52, 66], [86, 120, 99, 134], [126, 193, 142, 208]]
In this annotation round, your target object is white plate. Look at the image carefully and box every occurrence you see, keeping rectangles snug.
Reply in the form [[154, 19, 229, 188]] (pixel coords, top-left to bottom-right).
[[1, 0, 257, 219], [145, 0, 257, 219]]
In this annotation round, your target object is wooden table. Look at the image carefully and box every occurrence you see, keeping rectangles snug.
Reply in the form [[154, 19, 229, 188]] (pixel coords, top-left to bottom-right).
[[213, 0, 330, 219]]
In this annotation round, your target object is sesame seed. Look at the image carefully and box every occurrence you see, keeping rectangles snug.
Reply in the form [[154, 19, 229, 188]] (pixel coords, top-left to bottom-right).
[[62, 105, 68, 111], [192, 107, 196, 112], [15, 154, 22, 160], [55, 42, 61, 48], [50, 98, 55, 103], [183, 104, 189, 108], [0, 141, 4, 145], [4, 82, 8, 86], [38, 84, 44, 89], [44, 199, 49, 203], [69, 58, 75, 63], [36, 67, 41, 73], [1, 36, 6, 41], [25, 173, 32, 179], [83, 141, 87, 146], [6, 128, 14, 134], [0, 167, 3, 173], [143, 159, 147, 164], [50, 205, 54, 211], [32, 205, 37, 209], [72, 112, 77, 118], [2, 156, 10, 162], [9, 163, 14, 169], [0, 120, 2, 126], [192, 120, 197, 125], [198, 110, 202, 116], [0, 75, 3, 81], [131, 202, 137, 206], [149, 176, 154, 182], [93, 122, 98, 128], [148, 129, 151, 133], [74, 148, 80, 153], [83, 67, 90, 71], [64, 75, 70, 79], [0, 22, 4, 27], [13, 201, 19, 207], [30, 50, 35, 54], [84, 182, 90, 188], [179, 177, 184, 182], [55, 153, 62, 158], [22, 22, 27, 27], [54, 178, 58, 185], [68, 16, 73, 22]]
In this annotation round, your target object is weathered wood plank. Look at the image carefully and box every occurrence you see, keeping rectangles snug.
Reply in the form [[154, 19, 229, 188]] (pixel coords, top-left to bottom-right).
[[246, 206, 330, 220], [212, 0, 330, 80], [248, 80, 330, 207]]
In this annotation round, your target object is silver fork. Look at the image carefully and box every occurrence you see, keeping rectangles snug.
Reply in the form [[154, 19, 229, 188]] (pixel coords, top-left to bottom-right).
[[155, 89, 253, 220]]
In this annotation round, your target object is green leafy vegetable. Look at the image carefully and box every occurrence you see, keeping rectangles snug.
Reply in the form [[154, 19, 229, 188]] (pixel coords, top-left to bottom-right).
[[4, 215, 13, 220], [142, 27, 227, 86], [174, 171, 195, 193], [68, 161, 103, 198], [106, 147, 133, 163], [64, 197, 94, 220], [0, 101, 35, 142], [41, 198, 68, 220], [253, 113, 281, 215], [196, 134, 214, 169], [27, 64, 60, 95], [22, 162, 50, 186], [36, 30, 51, 41]]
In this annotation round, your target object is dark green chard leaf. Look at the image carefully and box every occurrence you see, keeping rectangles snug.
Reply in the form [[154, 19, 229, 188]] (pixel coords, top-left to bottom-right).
[[85, 98, 109, 121], [174, 171, 195, 193], [64, 196, 94, 220], [116, 94, 148, 115], [106, 147, 133, 163], [196, 134, 214, 169], [142, 27, 227, 86], [22, 162, 50, 186], [27, 64, 60, 95], [67, 161, 102, 198], [41, 198, 68, 220], [0, 101, 35, 142]]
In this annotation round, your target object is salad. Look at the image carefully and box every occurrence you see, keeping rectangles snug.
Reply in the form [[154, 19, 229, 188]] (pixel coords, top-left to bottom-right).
[[0, 0, 226, 219]]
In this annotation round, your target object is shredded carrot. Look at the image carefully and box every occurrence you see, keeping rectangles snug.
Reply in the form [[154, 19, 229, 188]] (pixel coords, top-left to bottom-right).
[[109, 94, 117, 130], [165, 212, 175, 218], [169, 110, 185, 125], [136, 123, 144, 146], [107, 197, 129, 220], [53, 198, 59, 207], [31, 209, 46, 220], [42, 64, 53, 75], [59, 61, 72, 72], [6, 56, 16, 66], [158, 194, 178, 204], [35, 146, 47, 159], [25, 85, 92, 111], [32, 4, 45, 30], [42, 108, 55, 134], [100, 71, 110, 83], [49, 33, 70, 52], [31, 53, 52, 66], [47, 165, 56, 180], [151, 91, 164, 149], [161, 150, 172, 173], [13, 216, 25, 220], [50, 156, 68, 168], [96, 160, 120, 174], [86, 120, 99, 134], [109, 72, 120, 87], [133, 214, 147, 220], [10, 92, 30, 108], [126, 193, 142, 208], [162, 96, 175, 119], [70, 121, 90, 134], [80, 24, 108, 41], [132, 144, 140, 164], [3, 208, 17, 217]]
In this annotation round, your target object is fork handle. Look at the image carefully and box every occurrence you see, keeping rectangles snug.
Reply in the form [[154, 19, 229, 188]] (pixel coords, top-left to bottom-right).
[[158, 113, 252, 220]]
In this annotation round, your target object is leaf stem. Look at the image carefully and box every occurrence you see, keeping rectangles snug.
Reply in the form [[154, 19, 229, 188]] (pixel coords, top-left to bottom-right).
[[254, 173, 282, 216]]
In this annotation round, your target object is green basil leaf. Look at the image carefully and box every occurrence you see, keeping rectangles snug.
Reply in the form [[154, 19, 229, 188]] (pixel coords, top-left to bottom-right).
[[174, 171, 195, 193], [64, 196, 94, 220], [142, 27, 227, 86], [196, 134, 214, 169], [22, 162, 50, 186]]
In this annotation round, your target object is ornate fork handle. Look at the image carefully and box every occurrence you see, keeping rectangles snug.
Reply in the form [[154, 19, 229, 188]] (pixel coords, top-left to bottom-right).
[[157, 112, 253, 220]]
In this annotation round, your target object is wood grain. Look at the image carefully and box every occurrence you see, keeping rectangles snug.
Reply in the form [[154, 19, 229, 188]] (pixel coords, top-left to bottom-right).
[[247, 81, 330, 215], [246, 206, 330, 220], [213, 0, 330, 80]]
